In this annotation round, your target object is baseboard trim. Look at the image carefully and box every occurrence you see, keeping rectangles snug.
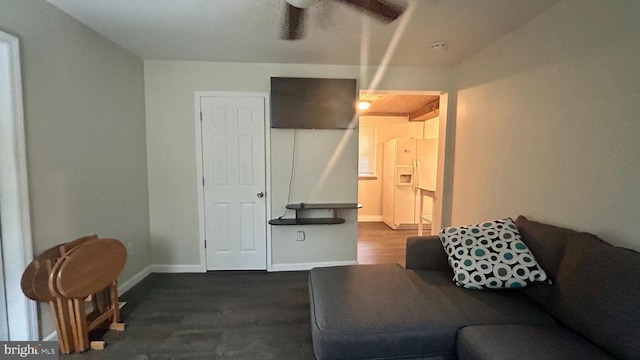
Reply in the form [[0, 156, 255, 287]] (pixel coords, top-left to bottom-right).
[[42, 331, 57, 342], [358, 215, 383, 222], [270, 260, 358, 272], [118, 265, 152, 295], [151, 264, 204, 273]]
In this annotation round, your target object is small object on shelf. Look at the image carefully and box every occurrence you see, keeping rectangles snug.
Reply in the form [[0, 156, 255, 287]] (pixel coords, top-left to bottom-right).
[[269, 203, 362, 225]]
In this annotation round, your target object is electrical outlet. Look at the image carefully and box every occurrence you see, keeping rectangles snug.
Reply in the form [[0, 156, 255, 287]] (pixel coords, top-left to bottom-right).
[[296, 230, 305, 241]]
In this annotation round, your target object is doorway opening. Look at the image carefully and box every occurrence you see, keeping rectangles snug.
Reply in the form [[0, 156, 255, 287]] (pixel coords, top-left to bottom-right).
[[356, 90, 450, 267]]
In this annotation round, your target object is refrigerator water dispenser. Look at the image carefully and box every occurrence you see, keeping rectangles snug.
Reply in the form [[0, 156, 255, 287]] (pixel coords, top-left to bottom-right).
[[396, 166, 414, 186]]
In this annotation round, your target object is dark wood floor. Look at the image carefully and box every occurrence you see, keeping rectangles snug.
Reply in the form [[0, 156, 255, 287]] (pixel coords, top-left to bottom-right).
[[357, 222, 425, 268], [63, 272, 315, 359], [57, 223, 425, 359]]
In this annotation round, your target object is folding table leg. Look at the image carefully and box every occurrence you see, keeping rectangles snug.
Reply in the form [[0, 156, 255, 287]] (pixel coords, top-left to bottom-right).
[[49, 301, 73, 354], [110, 281, 121, 324], [71, 298, 90, 352]]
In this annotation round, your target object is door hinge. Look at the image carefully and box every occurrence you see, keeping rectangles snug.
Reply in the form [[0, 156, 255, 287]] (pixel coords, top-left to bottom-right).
[[204, 239, 207, 248], [200, 111, 203, 121], [202, 177, 205, 186]]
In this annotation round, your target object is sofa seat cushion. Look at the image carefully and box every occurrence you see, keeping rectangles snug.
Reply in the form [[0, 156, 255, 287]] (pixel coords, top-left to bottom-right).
[[309, 264, 465, 360], [457, 325, 617, 360]]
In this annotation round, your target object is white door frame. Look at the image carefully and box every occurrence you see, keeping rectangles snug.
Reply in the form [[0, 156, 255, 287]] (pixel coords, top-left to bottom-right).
[[0, 30, 38, 340], [435, 91, 455, 231], [194, 92, 272, 272]]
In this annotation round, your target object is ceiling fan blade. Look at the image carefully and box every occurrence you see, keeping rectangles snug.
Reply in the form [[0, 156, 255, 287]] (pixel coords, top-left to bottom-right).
[[282, 3, 307, 40], [337, 0, 406, 23]]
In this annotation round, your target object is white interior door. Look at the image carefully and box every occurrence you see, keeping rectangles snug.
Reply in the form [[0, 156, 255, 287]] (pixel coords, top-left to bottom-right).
[[201, 95, 267, 270]]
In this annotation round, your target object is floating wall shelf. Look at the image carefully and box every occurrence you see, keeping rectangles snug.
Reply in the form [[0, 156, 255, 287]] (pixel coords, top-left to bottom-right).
[[268, 203, 362, 226]]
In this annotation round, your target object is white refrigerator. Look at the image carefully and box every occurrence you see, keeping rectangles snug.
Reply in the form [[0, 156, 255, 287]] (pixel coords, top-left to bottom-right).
[[382, 138, 438, 230]]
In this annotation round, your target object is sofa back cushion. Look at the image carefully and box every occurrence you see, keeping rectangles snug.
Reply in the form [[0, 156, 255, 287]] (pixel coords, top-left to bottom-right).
[[515, 216, 577, 304], [547, 234, 640, 360], [516, 215, 640, 359], [515, 216, 576, 276]]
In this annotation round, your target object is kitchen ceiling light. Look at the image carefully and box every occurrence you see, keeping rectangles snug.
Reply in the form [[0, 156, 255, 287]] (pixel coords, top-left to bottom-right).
[[358, 100, 372, 111]]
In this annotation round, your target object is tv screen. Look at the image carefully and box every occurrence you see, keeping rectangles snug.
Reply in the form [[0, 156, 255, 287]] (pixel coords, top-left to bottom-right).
[[270, 77, 357, 129]]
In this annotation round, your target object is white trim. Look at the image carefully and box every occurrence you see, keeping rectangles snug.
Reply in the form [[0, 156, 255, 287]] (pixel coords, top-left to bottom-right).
[[151, 264, 204, 273], [431, 92, 454, 231], [194, 93, 207, 272], [42, 331, 57, 342], [117, 265, 152, 295], [194, 91, 271, 272], [264, 94, 273, 271], [270, 261, 359, 272], [0, 30, 38, 341], [358, 215, 383, 222]]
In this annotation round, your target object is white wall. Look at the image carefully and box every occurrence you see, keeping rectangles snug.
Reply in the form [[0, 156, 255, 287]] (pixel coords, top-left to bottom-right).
[[270, 129, 358, 266], [423, 117, 439, 139], [0, 0, 150, 337], [452, 0, 640, 251], [144, 61, 453, 269]]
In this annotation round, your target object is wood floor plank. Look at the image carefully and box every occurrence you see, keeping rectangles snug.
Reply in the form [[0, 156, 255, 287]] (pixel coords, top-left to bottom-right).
[[357, 221, 427, 268]]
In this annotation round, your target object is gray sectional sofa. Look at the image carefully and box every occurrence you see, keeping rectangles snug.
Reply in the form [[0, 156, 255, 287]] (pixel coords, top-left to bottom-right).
[[308, 216, 640, 359]]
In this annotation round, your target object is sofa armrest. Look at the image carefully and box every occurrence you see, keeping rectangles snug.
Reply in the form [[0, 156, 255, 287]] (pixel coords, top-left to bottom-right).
[[405, 236, 450, 270]]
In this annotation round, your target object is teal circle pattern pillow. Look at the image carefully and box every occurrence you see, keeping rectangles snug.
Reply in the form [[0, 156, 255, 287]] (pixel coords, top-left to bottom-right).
[[439, 218, 548, 290]]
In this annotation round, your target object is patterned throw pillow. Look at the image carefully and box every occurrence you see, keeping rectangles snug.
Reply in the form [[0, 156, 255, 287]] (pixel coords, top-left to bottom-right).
[[439, 218, 548, 290]]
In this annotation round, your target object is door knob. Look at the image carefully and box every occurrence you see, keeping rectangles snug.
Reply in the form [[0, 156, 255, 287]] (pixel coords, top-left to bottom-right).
[[257, 192, 264, 198]]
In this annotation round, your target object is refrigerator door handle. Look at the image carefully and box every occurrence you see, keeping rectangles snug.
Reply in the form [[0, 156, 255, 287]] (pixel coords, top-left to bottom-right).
[[413, 159, 420, 191]]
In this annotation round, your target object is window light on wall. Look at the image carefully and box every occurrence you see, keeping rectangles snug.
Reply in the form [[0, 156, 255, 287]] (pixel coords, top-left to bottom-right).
[[358, 125, 377, 178]]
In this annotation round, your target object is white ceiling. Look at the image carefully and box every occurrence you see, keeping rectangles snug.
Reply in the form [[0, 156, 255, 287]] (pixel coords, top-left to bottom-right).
[[47, 0, 561, 67]]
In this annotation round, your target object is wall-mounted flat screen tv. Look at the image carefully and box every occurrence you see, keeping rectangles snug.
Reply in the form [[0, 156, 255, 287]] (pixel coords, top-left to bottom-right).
[[270, 77, 357, 129]]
